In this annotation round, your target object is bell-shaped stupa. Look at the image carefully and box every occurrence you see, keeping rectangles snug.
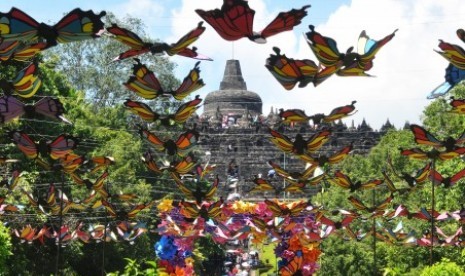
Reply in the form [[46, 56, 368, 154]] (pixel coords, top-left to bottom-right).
[[202, 60, 262, 124]]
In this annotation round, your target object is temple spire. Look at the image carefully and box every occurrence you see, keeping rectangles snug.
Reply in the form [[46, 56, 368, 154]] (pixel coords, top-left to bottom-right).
[[220, 59, 247, 90]]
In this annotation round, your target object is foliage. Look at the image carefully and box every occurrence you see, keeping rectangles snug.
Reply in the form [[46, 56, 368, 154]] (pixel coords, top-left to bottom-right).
[[419, 258, 465, 276], [0, 223, 12, 274]]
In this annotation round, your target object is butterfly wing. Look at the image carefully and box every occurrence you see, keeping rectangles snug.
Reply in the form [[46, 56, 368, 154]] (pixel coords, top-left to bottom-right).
[[256, 5, 310, 43], [32, 97, 71, 124], [123, 59, 164, 100], [409, 124, 442, 147], [173, 95, 202, 124], [106, 24, 150, 61], [47, 134, 78, 160], [166, 22, 205, 57], [328, 144, 353, 165], [265, 47, 318, 90], [250, 176, 276, 193], [329, 170, 353, 189], [53, 8, 106, 44], [282, 181, 305, 193], [139, 127, 167, 153], [449, 97, 465, 114], [360, 179, 384, 190], [8, 42, 47, 62], [306, 129, 331, 152], [204, 175, 219, 201], [9, 130, 38, 159], [400, 147, 429, 160], [348, 196, 369, 212], [356, 29, 397, 70], [171, 61, 205, 101], [0, 40, 22, 61], [175, 129, 198, 157], [449, 168, 465, 187], [142, 151, 162, 174], [195, 0, 255, 41], [0, 8, 39, 42], [269, 128, 294, 153], [279, 254, 303, 276], [278, 108, 311, 124], [305, 25, 342, 67], [170, 155, 196, 175], [0, 96, 25, 123], [101, 200, 117, 218], [180, 201, 200, 218], [323, 101, 357, 122], [436, 40, 465, 70], [12, 62, 41, 98], [264, 199, 285, 217], [313, 64, 341, 87], [124, 99, 159, 122]]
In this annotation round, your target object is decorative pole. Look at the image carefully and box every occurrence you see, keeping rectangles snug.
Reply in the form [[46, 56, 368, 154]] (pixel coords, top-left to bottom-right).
[[372, 189, 377, 275], [430, 159, 436, 265], [55, 173, 65, 276]]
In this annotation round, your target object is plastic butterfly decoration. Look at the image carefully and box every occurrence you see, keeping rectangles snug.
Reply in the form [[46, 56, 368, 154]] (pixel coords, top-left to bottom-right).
[[0, 95, 71, 124], [278, 108, 313, 125], [430, 30, 465, 98], [319, 214, 356, 236], [138, 127, 198, 157], [141, 151, 196, 180], [265, 47, 318, 90], [305, 25, 397, 83], [264, 199, 308, 218], [308, 101, 358, 125], [180, 200, 223, 221], [100, 199, 152, 221], [386, 156, 431, 190], [0, 7, 106, 48], [196, 1, 310, 43], [174, 175, 219, 204], [328, 170, 384, 192], [249, 175, 305, 195], [429, 168, 465, 188], [305, 144, 353, 167], [124, 59, 205, 101], [448, 97, 465, 114], [400, 147, 465, 161], [268, 160, 317, 182], [429, 64, 465, 99], [9, 130, 78, 160], [409, 124, 465, 151], [36, 153, 87, 174], [279, 250, 304, 276], [268, 128, 331, 156], [348, 194, 393, 213], [343, 28, 397, 76], [124, 95, 202, 126], [88, 156, 115, 174], [107, 22, 211, 61], [305, 25, 357, 71], [0, 62, 41, 98]]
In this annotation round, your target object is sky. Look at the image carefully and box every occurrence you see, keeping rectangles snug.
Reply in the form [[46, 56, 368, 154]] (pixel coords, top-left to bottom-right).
[[1, 0, 465, 130]]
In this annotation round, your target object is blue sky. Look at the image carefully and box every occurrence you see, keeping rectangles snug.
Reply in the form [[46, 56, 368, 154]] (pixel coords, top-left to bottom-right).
[[0, 0, 464, 129]]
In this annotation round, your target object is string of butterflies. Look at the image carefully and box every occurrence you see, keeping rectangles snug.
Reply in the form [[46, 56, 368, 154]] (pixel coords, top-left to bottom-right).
[[0, 0, 464, 254]]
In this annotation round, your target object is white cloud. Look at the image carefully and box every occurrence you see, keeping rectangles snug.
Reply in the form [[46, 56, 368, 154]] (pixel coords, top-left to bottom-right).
[[165, 0, 465, 130], [113, 0, 166, 33]]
